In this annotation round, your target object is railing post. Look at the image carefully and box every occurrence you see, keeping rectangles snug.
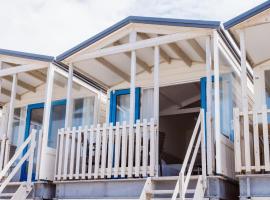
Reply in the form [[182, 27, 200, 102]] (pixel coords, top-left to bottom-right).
[[200, 109, 207, 189], [233, 108, 241, 173], [179, 172, 184, 200], [27, 130, 36, 185]]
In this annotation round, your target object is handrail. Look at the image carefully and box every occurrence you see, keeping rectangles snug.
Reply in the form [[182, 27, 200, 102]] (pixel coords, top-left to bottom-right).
[[0, 129, 36, 194], [172, 109, 207, 200]]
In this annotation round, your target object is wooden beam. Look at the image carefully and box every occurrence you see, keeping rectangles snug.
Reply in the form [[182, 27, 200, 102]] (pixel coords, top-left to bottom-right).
[[73, 29, 210, 63], [180, 94, 200, 108], [160, 106, 200, 116], [187, 39, 206, 62], [0, 64, 47, 77], [114, 41, 151, 73], [1, 88, 21, 100], [139, 33, 171, 63], [95, 57, 130, 82], [27, 71, 47, 82], [167, 43, 192, 67], [3, 76, 36, 92]]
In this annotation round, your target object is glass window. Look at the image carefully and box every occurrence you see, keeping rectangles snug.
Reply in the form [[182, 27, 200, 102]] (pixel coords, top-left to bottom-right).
[[141, 88, 154, 121], [116, 94, 130, 123], [48, 103, 66, 148], [11, 107, 26, 147], [265, 70, 270, 109], [72, 96, 95, 127]]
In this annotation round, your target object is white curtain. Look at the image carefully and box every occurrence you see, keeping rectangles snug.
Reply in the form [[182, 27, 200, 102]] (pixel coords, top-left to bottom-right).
[[141, 88, 154, 121]]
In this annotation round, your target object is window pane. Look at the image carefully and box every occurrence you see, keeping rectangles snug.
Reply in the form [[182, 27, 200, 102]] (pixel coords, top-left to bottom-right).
[[48, 104, 66, 148], [72, 96, 95, 127], [116, 94, 130, 123], [11, 107, 26, 147], [141, 88, 154, 121]]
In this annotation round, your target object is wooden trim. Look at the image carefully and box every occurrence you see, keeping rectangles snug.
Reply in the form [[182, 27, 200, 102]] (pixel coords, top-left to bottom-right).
[[153, 45, 160, 123], [3, 76, 36, 92], [187, 39, 206, 62], [65, 64, 74, 128], [1, 88, 21, 100], [27, 71, 47, 82], [114, 41, 151, 73], [0, 64, 47, 77], [129, 31, 137, 124], [168, 43, 192, 67], [213, 30, 221, 174], [95, 57, 130, 82], [72, 30, 211, 63], [139, 33, 171, 63]]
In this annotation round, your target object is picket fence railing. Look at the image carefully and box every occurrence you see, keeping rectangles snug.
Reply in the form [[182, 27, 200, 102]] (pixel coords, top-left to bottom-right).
[[234, 105, 270, 173], [55, 119, 158, 180]]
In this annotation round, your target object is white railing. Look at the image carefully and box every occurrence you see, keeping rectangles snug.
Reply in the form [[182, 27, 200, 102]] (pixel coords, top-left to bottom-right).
[[0, 136, 9, 171], [172, 109, 207, 200], [55, 119, 158, 180], [0, 129, 36, 195], [234, 105, 270, 173]]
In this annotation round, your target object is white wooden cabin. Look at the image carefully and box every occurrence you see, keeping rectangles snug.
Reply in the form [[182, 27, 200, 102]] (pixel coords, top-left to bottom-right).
[[225, 1, 270, 199], [52, 16, 248, 200], [0, 16, 254, 200], [0, 49, 106, 199]]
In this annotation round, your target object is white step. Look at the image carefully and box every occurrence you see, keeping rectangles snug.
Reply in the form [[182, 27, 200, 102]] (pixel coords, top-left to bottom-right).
[[0, 192, 14, 197], [151, 189, 174, 194]]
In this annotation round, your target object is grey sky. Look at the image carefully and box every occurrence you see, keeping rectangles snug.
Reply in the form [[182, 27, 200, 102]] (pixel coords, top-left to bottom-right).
[[0, 0, 265, 56]]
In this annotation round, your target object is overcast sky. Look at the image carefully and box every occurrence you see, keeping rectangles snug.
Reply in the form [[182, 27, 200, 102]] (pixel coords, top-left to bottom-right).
[[0, 0, 265, 56]]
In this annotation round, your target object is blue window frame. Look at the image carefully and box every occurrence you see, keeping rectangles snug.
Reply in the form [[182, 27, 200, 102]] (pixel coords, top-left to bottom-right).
[[109, 88, 141, 125], [20, 99, 66, 181], [200, 75, 234, 142]]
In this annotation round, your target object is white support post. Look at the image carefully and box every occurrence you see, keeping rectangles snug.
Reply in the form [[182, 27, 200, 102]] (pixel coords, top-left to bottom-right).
[[65, 64, 74, 128], [4, 73, 17, 165], [213, 31, 222, 174], [42, 64, 55, 143], [205, 36, 214, 175], [239, 30, 251, 173], [153, 45, 160, 177], [129, 31, 137, 125], [153, 46, 160, 124]]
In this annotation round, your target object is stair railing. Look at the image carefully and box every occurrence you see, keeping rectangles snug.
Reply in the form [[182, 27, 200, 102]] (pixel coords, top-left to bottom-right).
[[0, 129, 36, 194], [172, 109, 207, 200]]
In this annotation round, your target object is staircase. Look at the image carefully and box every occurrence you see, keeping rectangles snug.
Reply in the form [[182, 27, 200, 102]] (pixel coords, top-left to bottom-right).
[[0, 130, 36, 200], [140, 109, 207, 200]]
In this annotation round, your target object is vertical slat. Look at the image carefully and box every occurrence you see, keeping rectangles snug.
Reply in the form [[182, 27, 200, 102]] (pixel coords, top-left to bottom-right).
[[233, 108, 241, 173], [142, 119, 148, 177], [100, 123, 108, 178], [253, 109, 260, 172], [81, 126, 88, 179], [121, 121, 128, 177], [262, 105, 270, 171], [94, 124, 101, 179], [75, 127, 82, 179], [69, 127, 76, 179], [200, 109, 207, 188], [114, 122, 121, 178], [35, 130, 43, 180], [128, 123, 134, 177], [135, 120, 141, 177], [63, 128, 71, 180], [57, 129, 65, 180], [107, 123, 114, 178], [150, 118, 155, 176], [87, 125, 94, 179], [0, 139, 6, 170]]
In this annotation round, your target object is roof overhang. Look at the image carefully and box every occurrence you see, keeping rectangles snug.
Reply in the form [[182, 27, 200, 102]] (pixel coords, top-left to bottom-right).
[[224, 1, 270, 68]]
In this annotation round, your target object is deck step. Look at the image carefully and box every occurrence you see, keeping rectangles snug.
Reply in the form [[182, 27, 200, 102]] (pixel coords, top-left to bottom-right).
[[0, 192, 14, 197], [151, 189, 174, 194]]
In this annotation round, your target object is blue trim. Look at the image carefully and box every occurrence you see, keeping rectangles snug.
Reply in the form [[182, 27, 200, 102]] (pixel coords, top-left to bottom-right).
[[224, 1, 270, 29], [20, 102, 44, 181], [0, 49, 54, 62], [109, 88, 141, 125], [200, 77, 207, 144], [56, 16, 220, 61]]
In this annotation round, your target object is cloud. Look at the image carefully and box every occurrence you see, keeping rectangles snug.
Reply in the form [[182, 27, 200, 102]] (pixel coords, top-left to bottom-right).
[[0, 0, 265, 56]]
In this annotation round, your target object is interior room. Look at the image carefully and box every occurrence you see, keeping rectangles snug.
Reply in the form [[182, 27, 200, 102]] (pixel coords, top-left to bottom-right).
[[158, 82, 201, 176]]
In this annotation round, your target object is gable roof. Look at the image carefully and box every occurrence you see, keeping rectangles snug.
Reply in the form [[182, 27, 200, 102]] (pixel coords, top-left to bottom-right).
[[0, 48, 54, 62], [56, 16, 220, 61], [224, 1, 270, 29]]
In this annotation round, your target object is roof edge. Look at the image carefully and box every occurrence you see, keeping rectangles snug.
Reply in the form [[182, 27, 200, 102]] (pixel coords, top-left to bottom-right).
[[0, 48, 54, 62], [224, 1, 270, 29], [56, 16, 220, 61]]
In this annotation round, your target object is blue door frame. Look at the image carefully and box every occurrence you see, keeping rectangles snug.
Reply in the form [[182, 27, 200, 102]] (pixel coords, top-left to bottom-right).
[[20, 99, 66, 181], [109, 88, 141, 125]]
